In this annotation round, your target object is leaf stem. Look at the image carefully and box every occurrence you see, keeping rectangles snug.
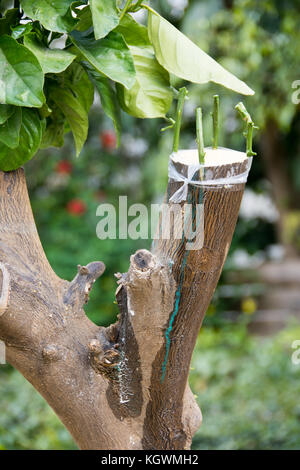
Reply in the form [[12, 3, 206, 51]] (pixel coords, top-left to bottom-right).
[[173, 87, 188, 153], [161, 116, 175, 132], [212, 94, 219, 149], [140, 3, 159, 15], [235, 102, 258, 157], [119, 0, 134, 21], [196, 107, 205, 164], [129, 0, 143, 12]]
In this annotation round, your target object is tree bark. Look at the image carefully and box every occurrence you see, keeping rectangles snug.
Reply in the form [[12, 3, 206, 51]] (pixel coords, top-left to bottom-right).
[[0, 160, 247, 449]]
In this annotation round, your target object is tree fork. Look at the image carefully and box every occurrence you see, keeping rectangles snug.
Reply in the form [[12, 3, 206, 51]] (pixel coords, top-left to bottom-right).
[[0, 162, 247, 449]]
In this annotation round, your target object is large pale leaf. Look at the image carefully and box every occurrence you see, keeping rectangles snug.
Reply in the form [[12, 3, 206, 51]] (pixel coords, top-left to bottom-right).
[[0, 35, 45, 108], [115, 15, 172, 118], [90, 0, 119, 40], [21, 0, 77, 33], [71, 30, 136, 89], [86, 64, 121, 146], [48, 63, 94, 155], [0, 107, 22, 148], [117, 45, 173, 118], [24, 34, 76, 74], [148, 9, 254, 96], [0, 108, 45, 171]]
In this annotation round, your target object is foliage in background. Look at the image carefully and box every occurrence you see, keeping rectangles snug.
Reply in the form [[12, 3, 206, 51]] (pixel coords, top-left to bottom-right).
[[191, 322, 300, 450], [0, 0, 253, 171], [0, 365, 76, 450]]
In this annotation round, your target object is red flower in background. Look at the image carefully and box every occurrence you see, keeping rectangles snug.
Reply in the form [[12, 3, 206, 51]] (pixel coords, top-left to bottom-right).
[[55, 160, 72, 174], [100, 130, 116, 150], [66, 199, 86, 216]]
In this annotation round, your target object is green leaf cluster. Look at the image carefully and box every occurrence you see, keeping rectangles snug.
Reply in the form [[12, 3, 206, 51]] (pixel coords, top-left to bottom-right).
[[0, 0, 254, 171]]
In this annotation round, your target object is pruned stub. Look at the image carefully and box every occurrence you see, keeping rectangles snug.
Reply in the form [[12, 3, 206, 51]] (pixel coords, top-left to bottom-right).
[[132, 250, 156, 271]]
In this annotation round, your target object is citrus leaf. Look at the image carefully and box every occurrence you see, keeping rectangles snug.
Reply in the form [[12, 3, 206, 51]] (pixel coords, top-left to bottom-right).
[[11, 23, 33, 40], [63, 62, 95, 114], [24, 34, 76, 74], [115, 14, 150, 47], [74, 5, 93, 32], [48, 63, 94, 156], [115, 14, 172, 118], [0, 35, 45, 108], [0, 108, 45, 171], [147, 9, 254, 96], [0, 107, 22, 148], [0, 104, 14, 125], [0, 8, 19, 36], [90, 0, 119, 40], [20, 0, 77, 33], [40, 105, 66, 149], [70, 30, 136, 89], [117, 45, 173, 118], [51, 87, 88, 156], [86, 64, 121, 146]]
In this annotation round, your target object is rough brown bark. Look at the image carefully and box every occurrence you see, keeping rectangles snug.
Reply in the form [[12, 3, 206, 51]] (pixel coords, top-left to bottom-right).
[[0, 160, 247, 449]]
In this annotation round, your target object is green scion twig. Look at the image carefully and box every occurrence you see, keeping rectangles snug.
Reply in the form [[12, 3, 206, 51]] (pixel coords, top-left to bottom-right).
[[212, 95, 219, 149], [196, 107, 205, 164], [172, 87, 188, 152], [235, 102, 258, 157]]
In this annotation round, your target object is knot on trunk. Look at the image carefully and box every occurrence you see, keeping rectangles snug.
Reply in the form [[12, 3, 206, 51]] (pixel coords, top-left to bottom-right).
[[42, 344, 62, 362], [0, 262, 10, 317], [88, 333, 121, 380], [64, 261, 105, 310]]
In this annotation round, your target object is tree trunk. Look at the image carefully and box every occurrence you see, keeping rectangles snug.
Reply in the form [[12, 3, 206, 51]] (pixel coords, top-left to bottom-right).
[[0, 160, 247, 449]]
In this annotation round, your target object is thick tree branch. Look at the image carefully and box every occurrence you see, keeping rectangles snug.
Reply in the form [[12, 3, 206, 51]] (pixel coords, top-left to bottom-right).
[[64, 261, 106, 309]]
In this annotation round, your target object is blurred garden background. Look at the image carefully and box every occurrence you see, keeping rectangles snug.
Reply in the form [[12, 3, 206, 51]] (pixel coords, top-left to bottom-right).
[[1, 0, 300, 450]]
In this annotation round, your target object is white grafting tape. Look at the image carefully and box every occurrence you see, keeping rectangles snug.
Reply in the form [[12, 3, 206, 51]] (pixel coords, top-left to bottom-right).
[[168, 147, 253, 203]]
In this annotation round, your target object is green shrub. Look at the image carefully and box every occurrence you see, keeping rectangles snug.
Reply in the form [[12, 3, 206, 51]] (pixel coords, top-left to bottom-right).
[[191, 322, 300, 450], [0, 365, 76, 450]]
